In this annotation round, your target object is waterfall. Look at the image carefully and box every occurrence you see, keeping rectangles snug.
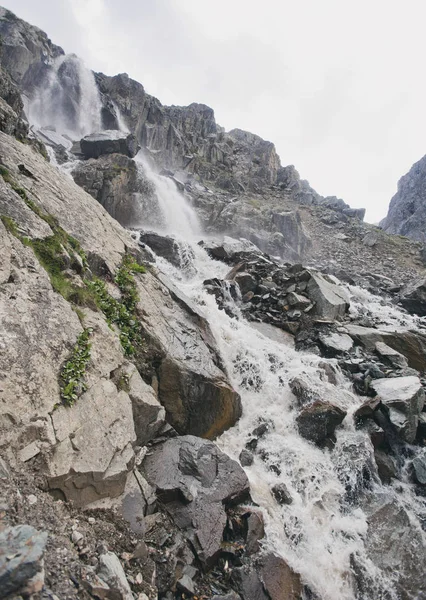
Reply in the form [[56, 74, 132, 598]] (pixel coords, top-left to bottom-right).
[[133, 152, 201, 240], [28, 54, 102, 140]]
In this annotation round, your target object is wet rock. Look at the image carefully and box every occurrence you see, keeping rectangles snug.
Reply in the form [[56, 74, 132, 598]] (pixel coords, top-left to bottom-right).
[[0, 525, 48, 598], [245, 512, 265, 555], [319, 332, 353, 356], [289, 376, 321, 406], [97, 552, 134, 600], [211, 593, 241, 600], [80, 130, 140, 159], [142, 435, 250, 568], [296, 401, 347, 445], [259, 553, 302, 600], [232, 565, 269, 600], [412, 451, 426, 485], [139, 231, 185, 268], [239, 449, 254, 467], [306, 272, 349, 320], [363, 496, 426, 600], [374, 450, 398, 484], [370, 376, 424, 443], [271, 483, 293, 505], [375, 342, 408, 369], [235, 271, 257, 295]]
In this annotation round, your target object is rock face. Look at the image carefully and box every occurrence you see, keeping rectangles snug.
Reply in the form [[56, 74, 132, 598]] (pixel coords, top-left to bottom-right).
[[142, 436, 250, 567], [381, 153, 426, 243], [399, 276, 426, 316], [80, 131, 140, 159]]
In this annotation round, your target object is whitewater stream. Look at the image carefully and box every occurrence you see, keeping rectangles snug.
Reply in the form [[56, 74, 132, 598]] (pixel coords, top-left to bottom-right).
[[26, 58, 426, 600]]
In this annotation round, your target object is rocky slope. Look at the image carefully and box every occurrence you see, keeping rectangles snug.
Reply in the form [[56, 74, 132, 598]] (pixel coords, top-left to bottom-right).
[[1, 6, 426, 600], [381, 153, 426, 244]]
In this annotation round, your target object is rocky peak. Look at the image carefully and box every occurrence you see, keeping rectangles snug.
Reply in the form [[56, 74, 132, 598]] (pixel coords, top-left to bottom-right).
[[0, 7, 63, 89], [381, 154, 426, 243]]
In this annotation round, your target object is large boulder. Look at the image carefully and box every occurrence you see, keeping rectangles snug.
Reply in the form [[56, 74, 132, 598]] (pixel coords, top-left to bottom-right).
[[306, 272, 349, 320], [142, 435, 250, 567], [80, 131, 140, 159], [139, 231, 187, 268], [370, 376, 424, 443], [259, 553, 302, 600], [296, 400, 347, 445], [399, 277, 426, 316], [135, 270, 242, 439]]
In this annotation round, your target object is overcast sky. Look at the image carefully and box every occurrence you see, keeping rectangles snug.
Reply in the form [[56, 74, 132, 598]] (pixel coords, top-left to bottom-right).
[[5, 0, 426, 222]]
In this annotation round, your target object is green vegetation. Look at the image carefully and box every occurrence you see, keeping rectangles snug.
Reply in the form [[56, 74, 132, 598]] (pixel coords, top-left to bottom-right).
[[59, 328, 93, 407], [117, 373, 130, 393], [87, 254, 146, 356], [1, 214, 18, 236]]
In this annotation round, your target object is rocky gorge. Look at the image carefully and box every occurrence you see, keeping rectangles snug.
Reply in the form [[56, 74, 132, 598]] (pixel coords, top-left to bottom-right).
[[0, 6, 426, 600]]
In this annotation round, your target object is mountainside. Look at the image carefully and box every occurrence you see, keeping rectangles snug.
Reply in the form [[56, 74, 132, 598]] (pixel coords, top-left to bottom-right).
[[381, 153, 426, 243], [1, 6, 426, 600]]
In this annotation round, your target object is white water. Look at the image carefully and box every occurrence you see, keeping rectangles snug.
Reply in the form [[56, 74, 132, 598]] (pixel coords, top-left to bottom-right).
[[28, 54, 102, 140]]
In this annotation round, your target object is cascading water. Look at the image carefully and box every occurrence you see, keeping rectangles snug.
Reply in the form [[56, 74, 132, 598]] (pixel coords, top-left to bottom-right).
[[28, 54, 102, 141], [44, 95, 425, 599]]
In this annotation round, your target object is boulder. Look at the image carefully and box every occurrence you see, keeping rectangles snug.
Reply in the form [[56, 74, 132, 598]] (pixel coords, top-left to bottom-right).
[[142, 435, 250, 567], [319, 332, 353, 355], [370, 376, 424, 443], [245, 512, 265, 555], [235, 271, 258, 295], [306, 272, 349, 320], [135, 270, 242, 439], [80, 130, 140, 159], [363, 497, 426, 600], [296, 401, 347, 445], [139, 231, 192, 269], [232, 566, 269, 600], [259, 553, 302, 600], [0, 525, 48, 598], [271, 483, 293, 505], [97, 552, 134, 600], [412, 451, 426, 485], [375, 342, 408, 369], [399, 277, 426, 316]]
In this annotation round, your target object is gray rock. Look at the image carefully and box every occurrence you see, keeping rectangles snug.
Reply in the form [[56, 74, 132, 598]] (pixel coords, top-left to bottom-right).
[[177, 574, 196, 595], [370, 376, 424, 443], [289, 376, 321, 406], [235, 271, 257, 295], [0, 458, 10, 479], [97, 552, 133, 600], [319, 332, 353, 355], [0, 525, 48, 598], [80, 130, 140, 159], [245, 512, 265, 555], [296, 401, 347, 445], [232, 566, 269, 600], [362, 231, 380, 247], [412, 451, 426, 485], [211, 594, 241, 600], [239, 449, 254, 467], [306, 272, 349, 320], [142, 435, 249, 567], [399, 277, 426, 316], [259, 553, 302, 600], [271, 483, 293, 505], [375, 341, 408, 369], [374, 450, 398, 484]]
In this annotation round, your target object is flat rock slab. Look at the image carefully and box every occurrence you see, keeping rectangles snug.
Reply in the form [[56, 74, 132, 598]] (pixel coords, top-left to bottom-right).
[[80, 130, 140, 159], [319, 331, 353, 354], [306, 272, 349, 320], [142, 435, 249, 567]]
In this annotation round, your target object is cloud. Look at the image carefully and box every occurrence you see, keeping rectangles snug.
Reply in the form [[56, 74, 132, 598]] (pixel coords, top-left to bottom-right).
[[4, 0, 426, 222]]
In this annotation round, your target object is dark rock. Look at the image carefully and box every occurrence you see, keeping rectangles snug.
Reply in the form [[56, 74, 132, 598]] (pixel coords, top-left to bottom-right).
[[142, 436, 250, 568], [232, 565, 269, 600], [245, 512, 265, 555], [271, 483, 293, 505], [399, 277, 426, 316], [0, 525, 48, 597], [259, 553, 302, 600], [289, 376, 321, 406], [235, 272, 257, 295], [139, 231, 186, 268], [211, 593, 241, 600], [296, 401, 347, 445], [375, 341, 408, 369], [318, 331, 353, 356], [412, 451, 426, 485], [80, 130, 140, 159], [374, 450, 398, 484], [239, 449, 254, 467]]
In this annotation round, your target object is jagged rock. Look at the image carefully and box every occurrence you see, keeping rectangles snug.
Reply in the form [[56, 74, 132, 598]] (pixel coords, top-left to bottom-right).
[[318, 331, 353, 355], [245, 512, 265, 555], [72, 153, 155, 226], [296, 401, 347, 445], [211, 593, 241, 600], [399, 277, 426, 316], [142, 435, 250, 568], [48, 380, 136, 507], [139, 231, 187, 268], [375, 341, 408, 369], [374, 450, 398, 484], [363, 496, 426, 600], [412, 451, 426, 485], [271, 210, 312, 259], [259, 553, 302, 600], [80, 130, 140, 159], [345, 324, 426, 371], [235, 271, 257, 295], [0, 525, 48, 598], [370, 376, 424, 443], [306, 272, 349, 320], [201, 237, 261, 263], [239, 449, 254, 467], [232, 566, 269, 600], [271, 483, 293, 505], [289, 376, 321, 406], [135, 271, 242, 439], [97, 552, 134, 600]]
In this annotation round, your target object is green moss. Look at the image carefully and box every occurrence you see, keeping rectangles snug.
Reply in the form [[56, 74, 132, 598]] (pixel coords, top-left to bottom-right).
[[117, 373, 130, 393], [1, 214, 18, 236], [59, 328, 93, 407]]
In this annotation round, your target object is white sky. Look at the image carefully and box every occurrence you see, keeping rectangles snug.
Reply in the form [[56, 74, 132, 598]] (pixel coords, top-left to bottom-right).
[[4, 0, 426, 222]]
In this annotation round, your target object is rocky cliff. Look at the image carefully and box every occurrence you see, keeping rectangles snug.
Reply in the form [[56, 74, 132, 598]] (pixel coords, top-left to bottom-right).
[[381, 153, 426, 244]]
